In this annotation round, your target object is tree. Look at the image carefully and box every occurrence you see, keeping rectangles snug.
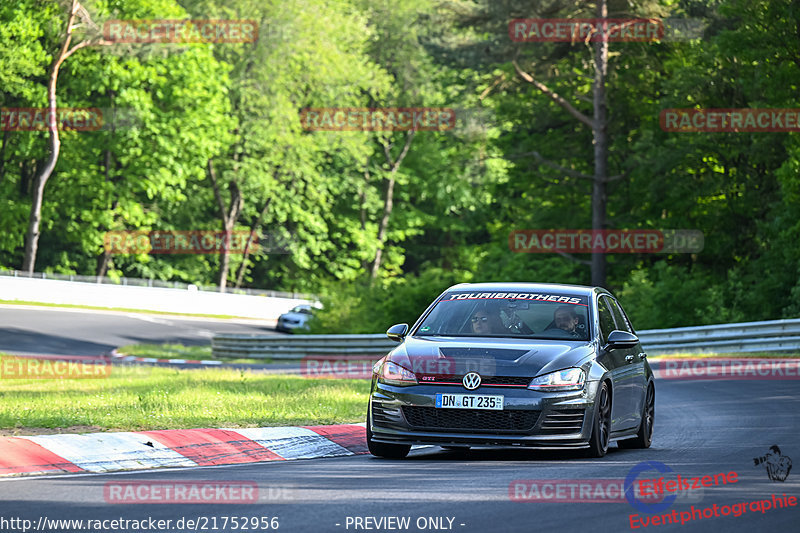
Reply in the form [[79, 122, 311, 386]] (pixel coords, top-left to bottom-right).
[[21, 0, 111, 273]]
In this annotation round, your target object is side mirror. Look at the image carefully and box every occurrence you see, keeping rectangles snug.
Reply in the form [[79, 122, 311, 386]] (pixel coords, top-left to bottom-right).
[[386, 323, 409, 343], [605, 330, 639, 350]]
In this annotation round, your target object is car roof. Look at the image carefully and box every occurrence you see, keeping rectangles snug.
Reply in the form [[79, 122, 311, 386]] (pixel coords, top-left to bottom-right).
[[444, 282, 609, 298]]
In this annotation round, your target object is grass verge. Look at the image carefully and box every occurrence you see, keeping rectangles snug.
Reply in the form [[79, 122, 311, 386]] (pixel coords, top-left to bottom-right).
[[0, 355, 369, 432]]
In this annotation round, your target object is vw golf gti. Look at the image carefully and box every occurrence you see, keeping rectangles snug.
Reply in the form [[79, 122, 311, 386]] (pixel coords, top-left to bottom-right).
[[367, 282, 655, 458]]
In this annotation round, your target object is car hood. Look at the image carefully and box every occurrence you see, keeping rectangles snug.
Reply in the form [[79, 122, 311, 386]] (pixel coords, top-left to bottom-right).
[[387, 335, 594, 378]]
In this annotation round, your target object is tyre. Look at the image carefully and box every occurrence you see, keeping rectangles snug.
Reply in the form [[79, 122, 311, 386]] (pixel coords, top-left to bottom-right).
[[366, 412, 410, 459], [586, 381, 611, 458], [618, 383, 654, 449]]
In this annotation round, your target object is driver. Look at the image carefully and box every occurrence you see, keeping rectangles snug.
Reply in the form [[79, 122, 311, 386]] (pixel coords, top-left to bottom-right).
[[552, 306, 581, 336], [469, 305, 505, 335]]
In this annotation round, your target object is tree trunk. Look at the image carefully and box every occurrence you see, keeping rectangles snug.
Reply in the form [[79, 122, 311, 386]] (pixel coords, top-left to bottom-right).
[[371, 175, 396, 279], [370, 132, 415, 278], [360, 160, 371, 272], [207, 159, 243, 292], [0, 130, 9, 187], [234, 197, 271, 288], [22, 46, 68, 273], [591, 0, 609, 287]]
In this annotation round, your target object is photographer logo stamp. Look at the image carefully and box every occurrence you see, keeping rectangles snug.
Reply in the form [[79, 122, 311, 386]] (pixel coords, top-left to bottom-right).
[[753, 446, 792, 482]]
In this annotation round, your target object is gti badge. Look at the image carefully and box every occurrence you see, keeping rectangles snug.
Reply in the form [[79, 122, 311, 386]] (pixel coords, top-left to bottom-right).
[[462, 372, 481, 390]]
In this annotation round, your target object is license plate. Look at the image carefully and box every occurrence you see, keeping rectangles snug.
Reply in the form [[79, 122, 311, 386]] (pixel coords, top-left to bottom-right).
[[435, 393, 503, 410]]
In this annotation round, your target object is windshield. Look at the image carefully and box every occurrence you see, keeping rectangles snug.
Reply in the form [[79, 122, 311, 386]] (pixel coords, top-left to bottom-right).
[[291, 306, 312, 314], [415, 291, 590, 340]]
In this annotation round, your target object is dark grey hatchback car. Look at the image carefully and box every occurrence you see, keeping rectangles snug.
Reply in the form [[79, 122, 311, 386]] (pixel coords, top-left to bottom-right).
[[367, 282, 655, 458]]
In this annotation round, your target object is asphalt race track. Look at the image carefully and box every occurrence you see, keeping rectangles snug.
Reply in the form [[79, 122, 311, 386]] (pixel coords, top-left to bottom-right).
[[0, 379, 797, 533], [0, 305, 278, 357]]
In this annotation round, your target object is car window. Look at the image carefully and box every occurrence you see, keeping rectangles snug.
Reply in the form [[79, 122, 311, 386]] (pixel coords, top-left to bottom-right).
[[597, 296, 616, 344], [608, 298, 633, 334], [415, 291, 590, 340], [616, 301, 637, 334]]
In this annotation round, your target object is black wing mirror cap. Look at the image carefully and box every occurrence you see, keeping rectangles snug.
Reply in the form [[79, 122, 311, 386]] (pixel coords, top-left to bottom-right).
[[606, 330, 639, 350], [386, 323, 409, 342]]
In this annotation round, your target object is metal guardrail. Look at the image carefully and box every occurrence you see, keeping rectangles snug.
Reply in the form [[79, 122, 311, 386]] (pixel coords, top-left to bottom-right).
[[636, 318, 800, 354], [212, 334, 394, 359], [211, 319, 800, 359]]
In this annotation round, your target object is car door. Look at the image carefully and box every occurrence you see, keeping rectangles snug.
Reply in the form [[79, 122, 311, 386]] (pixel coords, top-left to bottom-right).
[[608, 297, 646, 430], [595, 295, 632, 430]]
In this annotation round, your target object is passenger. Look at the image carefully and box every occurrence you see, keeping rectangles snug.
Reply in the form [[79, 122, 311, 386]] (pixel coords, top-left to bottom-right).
[[552, 306, 581, 336]]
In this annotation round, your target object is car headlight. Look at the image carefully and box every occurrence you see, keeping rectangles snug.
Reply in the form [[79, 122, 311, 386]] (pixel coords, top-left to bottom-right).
[[528, 368, 585, 392], [372, 357, 385, 376], [378, 361, 418, 386]]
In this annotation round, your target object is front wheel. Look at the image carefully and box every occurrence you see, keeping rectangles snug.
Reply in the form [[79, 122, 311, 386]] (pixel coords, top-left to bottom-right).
[[367, 413, 410, 459], [585, 381, 611, 458], [618, 383, 654, 449]]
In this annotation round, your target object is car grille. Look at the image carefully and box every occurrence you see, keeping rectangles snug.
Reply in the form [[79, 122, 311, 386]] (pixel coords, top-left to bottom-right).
[[372, 401, 402, 423], [539, 409, 586, 434], [418, 374, 530, 387], [402, 406, 540, 433]]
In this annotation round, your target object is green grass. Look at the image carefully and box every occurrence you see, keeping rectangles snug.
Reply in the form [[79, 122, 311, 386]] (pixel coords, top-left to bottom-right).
[[119, 343, 213, 359], [117, 343, 279, 365], [0, 355, 369, 432], [0, 299, 250, 320]]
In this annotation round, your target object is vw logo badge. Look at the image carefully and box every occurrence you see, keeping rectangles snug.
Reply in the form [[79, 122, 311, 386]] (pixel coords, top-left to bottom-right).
[[462, 372, 481, 390]]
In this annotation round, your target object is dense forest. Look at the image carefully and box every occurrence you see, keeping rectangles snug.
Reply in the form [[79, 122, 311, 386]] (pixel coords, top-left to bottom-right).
[[1, 0, 799, 331]]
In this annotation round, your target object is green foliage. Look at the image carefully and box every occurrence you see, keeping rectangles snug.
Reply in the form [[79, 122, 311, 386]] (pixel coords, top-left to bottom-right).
[[1, 0, 799, 331], [309, 268, 473, 334]]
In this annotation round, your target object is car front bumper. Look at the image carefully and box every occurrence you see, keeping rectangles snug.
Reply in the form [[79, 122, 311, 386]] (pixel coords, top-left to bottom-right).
[[369, 380, 600, 448]]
